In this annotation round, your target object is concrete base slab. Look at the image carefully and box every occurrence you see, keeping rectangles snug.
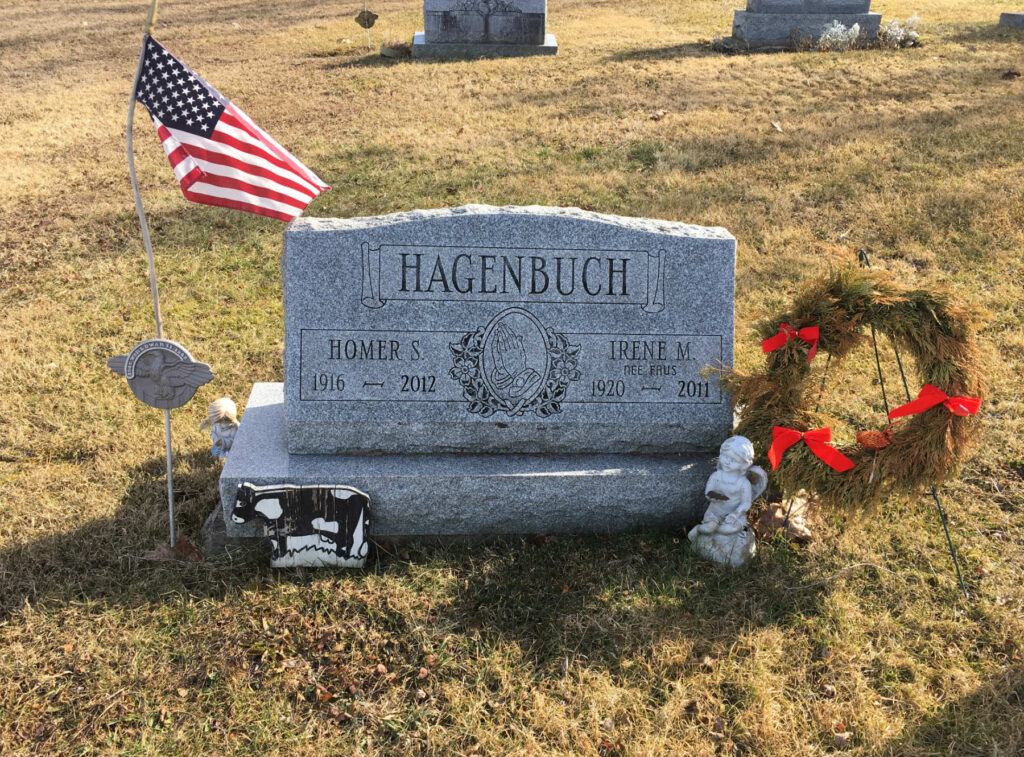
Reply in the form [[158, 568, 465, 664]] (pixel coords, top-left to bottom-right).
[[219, 383, 713, 538], [1000, 13, 1024, 29], [732, 11, 881, 47], [411, 31, 558, 59]]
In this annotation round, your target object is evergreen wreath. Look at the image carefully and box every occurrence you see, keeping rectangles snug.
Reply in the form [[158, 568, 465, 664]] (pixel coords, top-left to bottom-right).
[[722, 264, 986, 511]]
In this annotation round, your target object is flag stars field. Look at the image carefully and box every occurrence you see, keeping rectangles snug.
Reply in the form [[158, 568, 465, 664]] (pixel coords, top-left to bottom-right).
[[133, 36, 329, 222]]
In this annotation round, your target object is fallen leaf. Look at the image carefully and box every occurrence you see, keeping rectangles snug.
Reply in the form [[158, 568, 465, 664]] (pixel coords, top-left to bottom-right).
[[376, 663, 388, 675], [176, 688, 188, 698], [562, 583, 569, 594], [142, 536, 204, 563]]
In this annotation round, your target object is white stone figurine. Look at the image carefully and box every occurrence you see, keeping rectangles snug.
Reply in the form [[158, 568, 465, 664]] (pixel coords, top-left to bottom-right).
[[200, 398, 239, 460], [687, 436, 768, 568]]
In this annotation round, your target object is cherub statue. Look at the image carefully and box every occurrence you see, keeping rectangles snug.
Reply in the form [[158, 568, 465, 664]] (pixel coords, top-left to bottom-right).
[[687, 436, 768, 567], [200, 398, 239, 460]]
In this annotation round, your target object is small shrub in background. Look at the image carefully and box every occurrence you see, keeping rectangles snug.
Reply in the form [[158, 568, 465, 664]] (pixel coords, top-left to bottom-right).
[[878, 14, 922, 48], [817, 20, 861, 52]]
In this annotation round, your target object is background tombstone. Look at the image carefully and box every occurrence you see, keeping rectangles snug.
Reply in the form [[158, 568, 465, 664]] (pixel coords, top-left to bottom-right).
[[1000, 13, 1024, 29], [731, 0, 881, 49], [219, 205, 735, 537], [413, 0, 557, 58]]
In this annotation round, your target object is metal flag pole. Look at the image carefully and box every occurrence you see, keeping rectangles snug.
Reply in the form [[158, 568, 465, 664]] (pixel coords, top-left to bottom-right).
[[127, 0, 177, 546]]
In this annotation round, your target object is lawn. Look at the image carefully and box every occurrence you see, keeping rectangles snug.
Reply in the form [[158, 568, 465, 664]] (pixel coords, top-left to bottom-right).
[[2, 0, 1024, 753]]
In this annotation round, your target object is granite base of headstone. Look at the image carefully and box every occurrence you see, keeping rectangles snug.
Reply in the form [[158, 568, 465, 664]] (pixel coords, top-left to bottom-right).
[[412, 0, 557, 59], [729, 0, 881, 49], [216, 205, 736, 540], [1000, 13, 1024, 29]]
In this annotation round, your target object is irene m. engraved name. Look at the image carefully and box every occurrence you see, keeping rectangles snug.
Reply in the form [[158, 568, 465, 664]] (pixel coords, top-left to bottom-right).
[[283, 206, 735, 455]]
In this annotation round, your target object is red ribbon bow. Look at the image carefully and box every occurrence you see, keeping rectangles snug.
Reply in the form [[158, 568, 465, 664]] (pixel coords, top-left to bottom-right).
[[887, 384, 981, 420], [767, 426, 856, 472], [761, 323, 820, 361]]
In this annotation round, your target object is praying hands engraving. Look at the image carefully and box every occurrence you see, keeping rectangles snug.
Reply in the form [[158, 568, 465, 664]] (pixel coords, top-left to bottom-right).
[[488, 321, 542, 401]]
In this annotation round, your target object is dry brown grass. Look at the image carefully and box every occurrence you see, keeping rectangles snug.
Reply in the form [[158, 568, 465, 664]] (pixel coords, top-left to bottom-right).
[[2, 0, 1024, 754]]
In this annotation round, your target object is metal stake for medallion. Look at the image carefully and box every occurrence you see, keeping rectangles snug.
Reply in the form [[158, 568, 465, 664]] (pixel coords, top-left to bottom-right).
[[125, 0, 183, 548]]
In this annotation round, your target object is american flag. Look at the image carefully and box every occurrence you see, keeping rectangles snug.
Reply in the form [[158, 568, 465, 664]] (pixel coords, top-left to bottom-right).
[[133, 36, 329, 222]]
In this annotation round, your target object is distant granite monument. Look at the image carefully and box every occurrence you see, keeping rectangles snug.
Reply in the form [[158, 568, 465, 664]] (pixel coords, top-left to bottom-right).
[[731, 0, 881, 49], [1000, 13, 1024, 29], [412, 0, 558, 58]]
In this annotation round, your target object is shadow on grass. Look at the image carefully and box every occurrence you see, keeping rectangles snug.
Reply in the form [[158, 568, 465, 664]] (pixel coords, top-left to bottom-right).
[[0, 442, 824, 676], [604, 42, 716, 62], [387, 530, 826, 675], [943, 24, 1024, 45], [317, 53, 411, 70], [880, 664, 1024, 754], [0, 451, 263, 621]]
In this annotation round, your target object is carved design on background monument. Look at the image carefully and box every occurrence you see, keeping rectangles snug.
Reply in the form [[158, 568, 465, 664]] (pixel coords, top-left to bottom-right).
[[449, 307, 581, 418]]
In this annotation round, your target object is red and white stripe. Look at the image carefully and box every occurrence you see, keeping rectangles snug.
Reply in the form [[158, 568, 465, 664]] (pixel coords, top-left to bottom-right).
[[154, 104, 329, 222]]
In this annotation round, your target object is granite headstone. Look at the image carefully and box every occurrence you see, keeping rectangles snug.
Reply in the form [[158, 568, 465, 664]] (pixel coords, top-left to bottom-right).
[[730, 0, 881, 48], [412, 0, 557, 58], [1000, 13, 1024, 29], [219, 206, 736, 538]]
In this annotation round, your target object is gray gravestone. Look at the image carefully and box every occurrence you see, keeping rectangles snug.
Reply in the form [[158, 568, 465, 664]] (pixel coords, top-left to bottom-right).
[[1000, 13, 1024, 29], [730, 0, 880, 49], [219, 206, 735, 537], [413, 0, 557, 58], [282, 206, 733, 455]]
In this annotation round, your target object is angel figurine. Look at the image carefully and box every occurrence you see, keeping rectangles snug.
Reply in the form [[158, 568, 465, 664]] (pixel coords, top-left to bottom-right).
[[687, 436, 767, 567], [200, 398, 239, 460]]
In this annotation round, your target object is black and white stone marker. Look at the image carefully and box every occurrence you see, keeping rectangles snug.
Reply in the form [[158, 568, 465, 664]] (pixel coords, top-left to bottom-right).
[[231, 484, 371, 568]]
